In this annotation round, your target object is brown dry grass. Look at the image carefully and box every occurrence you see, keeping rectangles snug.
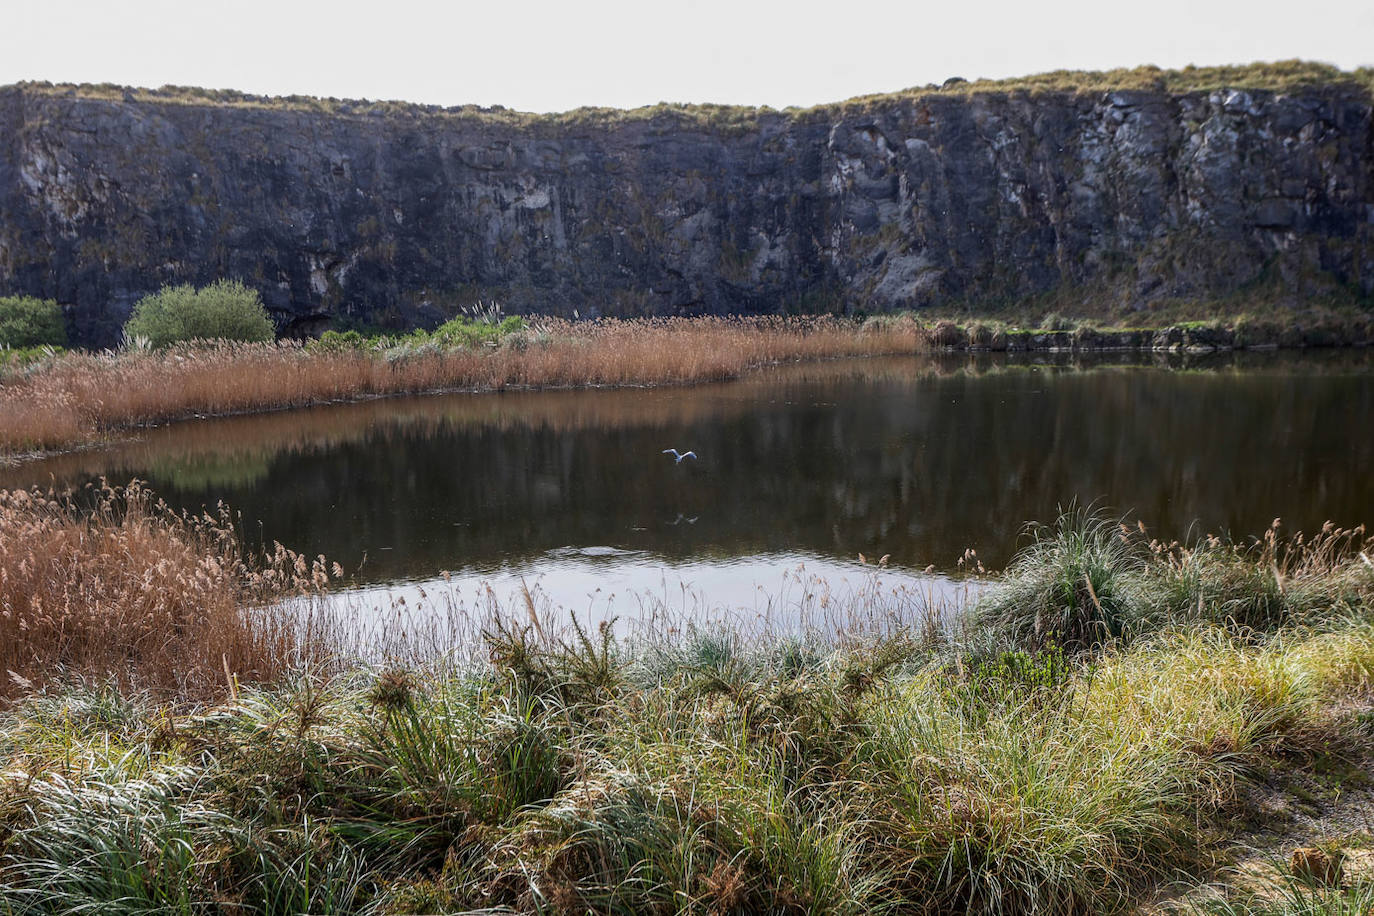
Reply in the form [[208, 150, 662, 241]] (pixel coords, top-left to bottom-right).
[[0, 480, 337, 697], [0, 316, 927, 456]]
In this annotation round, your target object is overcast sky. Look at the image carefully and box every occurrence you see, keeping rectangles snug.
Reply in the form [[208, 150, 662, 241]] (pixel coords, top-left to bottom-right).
[[3, 0, 1371, 113]]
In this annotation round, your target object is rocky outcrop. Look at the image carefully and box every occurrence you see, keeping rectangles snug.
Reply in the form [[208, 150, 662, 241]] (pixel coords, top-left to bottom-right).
[[1, 78, 1371, 347]]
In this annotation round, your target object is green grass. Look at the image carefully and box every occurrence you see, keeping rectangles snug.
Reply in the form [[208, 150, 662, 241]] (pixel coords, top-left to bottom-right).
[[0, 344, 66, 373], [889, 296, 1373, 343], [1187, 875, 1374, 914], [0, 510, 1369, 913]]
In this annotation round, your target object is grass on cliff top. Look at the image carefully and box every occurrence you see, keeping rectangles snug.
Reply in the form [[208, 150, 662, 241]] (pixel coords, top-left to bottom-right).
[[9, 60, 1372, 130], [0, 499, 1371, 913]]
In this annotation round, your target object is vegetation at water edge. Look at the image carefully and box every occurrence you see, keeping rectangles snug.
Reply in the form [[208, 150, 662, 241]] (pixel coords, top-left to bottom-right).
[[0, 316, 928, 456], [0, 487, 1372, 913]]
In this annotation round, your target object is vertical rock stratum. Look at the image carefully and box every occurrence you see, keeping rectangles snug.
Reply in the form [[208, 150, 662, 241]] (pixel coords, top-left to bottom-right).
[[1, 66, 1371, 347]]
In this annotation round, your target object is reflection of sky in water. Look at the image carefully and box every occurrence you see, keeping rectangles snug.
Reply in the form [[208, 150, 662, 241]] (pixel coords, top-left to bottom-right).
[[313, 550, 979, 658]]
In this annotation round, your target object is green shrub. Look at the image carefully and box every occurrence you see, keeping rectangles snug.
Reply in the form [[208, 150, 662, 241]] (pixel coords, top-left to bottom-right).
[[306, 314, 528, 354], [430, 314, 526, 348], [309, 328, 370, 353], [949, 643, 1073, 723], [123, 280, 275, 348], [0, 296, 67, 348], [1038, 311, 1077, 332]]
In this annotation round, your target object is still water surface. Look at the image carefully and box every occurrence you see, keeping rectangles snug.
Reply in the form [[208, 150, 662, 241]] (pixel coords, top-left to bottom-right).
[[5, 350, 1371, 623]]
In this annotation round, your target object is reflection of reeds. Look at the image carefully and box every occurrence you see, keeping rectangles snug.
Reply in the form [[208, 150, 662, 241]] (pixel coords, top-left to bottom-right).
[[0, 317, 928, 456], [1, 354, 943, 490], [4, 362, 938, 499]]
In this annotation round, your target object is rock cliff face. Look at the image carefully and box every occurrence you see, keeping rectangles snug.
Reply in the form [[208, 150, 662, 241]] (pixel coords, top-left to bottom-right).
[[1, 80, 1371, 346]]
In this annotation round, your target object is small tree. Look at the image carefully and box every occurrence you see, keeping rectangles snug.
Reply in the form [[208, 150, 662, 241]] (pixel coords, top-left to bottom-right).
[[0, 296, 67, 348], [124, 280, 275, 348]]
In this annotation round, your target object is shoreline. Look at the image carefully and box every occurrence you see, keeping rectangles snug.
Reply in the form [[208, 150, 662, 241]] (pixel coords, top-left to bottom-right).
[[885, 313, 1374, 353], [0, 316, 927, 458], [1, 491, 1371, 913], [1, 318, 1371, 466]]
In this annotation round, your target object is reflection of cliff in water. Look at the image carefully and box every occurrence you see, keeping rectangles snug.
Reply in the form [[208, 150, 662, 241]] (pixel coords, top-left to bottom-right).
[[3, 349, 1372, 583]]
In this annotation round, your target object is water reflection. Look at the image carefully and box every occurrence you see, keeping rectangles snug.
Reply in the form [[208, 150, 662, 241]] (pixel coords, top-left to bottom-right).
[[317, 552, 975, 663], [3, 349, 1372, 589]]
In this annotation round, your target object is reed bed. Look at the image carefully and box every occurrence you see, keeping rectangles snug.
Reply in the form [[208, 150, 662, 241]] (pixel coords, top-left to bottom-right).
[[1, 489, 1373, 912], [0, 316, 928, 456], [0, 481, 338, 697]]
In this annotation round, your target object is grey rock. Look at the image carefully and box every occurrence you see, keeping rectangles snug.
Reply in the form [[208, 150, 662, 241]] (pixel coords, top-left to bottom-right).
[[0, 82, 1371, 347], [1254, 198, 1299, 229]]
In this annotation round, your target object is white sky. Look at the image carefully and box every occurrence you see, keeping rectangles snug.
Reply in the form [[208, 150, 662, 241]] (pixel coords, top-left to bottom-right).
[[3, 0, 1371, 113]]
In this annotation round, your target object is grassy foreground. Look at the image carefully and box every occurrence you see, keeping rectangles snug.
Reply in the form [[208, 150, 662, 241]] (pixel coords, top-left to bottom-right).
[[1, 488, 1373, 913]]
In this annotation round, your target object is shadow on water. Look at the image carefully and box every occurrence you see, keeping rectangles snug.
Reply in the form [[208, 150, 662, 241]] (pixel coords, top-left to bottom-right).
[[3, 348, 1372, 599]]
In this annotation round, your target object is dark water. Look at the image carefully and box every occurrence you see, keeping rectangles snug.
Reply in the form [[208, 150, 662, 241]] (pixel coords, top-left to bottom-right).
[[4, 349, 1372, 617]]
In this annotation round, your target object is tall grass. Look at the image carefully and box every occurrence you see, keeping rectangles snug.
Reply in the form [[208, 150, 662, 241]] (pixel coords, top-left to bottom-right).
[[0, 481, 337, 696], [0, 316, 928, 455], [1, 480, 1372, 911], [972, 506, 1146, 653], [1186, 875, 1374, 915], [973, 509, 1373, 655], [3, 612, 1373, 913]]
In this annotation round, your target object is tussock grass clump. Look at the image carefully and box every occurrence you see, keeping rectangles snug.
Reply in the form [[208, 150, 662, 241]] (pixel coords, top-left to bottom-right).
[[973, 507, 1147, 653], [0, 481, 336, 696], [1148, 521, 1373, 632], [974, 509, 1373, 655]]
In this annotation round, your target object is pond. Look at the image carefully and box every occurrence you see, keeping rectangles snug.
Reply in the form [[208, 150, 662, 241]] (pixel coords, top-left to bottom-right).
[[5, 349, 1372, 635]]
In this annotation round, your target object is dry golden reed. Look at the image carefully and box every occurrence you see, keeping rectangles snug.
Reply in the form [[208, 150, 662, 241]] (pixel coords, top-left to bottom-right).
[[0, 480, 335, 697], [0, 316, 927, 455]]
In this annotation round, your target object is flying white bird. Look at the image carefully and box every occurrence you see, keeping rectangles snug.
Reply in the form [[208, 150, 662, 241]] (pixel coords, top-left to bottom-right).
[[662, 448, 697, 463]]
